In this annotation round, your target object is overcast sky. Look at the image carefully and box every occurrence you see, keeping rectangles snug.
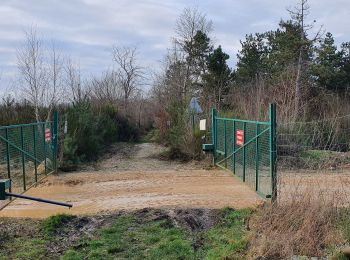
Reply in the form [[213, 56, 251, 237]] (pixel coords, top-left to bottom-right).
[[0, 0, 349, 94]]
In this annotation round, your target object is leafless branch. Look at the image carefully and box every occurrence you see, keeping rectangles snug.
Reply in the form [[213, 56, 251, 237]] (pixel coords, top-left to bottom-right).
[[112, 46, 144, 112]]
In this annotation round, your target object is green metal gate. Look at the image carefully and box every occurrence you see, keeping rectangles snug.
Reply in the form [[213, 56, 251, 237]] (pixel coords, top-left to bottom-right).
[[211, 104, 277, 200], [0, 112, 59, 194]]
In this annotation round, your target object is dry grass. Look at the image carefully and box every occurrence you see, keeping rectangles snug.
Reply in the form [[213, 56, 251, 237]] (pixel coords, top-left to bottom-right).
[[249, 166, 350, 259], [227, 69, 350, 258], [249, 201, 344, 259], [248, 176, 350, 259]]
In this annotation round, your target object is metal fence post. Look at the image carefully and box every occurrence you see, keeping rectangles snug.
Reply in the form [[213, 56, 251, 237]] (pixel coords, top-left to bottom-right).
[[255, 124, 260, 191], [53, 111, 59, 173], [43, 124, 47, 175], [32, 125, 38, 183], [269, 103, 277, 202], [232, 120, 236, 174], [243, 122, 247, 182], [5, 128, 11, 192], [224, 120, 227, 168], [212, 108, 217, 164], [20, 126, 26, 191]]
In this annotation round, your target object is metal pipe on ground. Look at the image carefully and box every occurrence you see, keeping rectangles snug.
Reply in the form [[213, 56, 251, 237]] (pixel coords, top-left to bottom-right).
[[5, 192, 72, 208]]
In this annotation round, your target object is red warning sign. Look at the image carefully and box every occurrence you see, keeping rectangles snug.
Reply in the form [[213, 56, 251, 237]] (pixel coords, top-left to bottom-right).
[[45, 128, 51, 143], [236, 129, 244, 146]]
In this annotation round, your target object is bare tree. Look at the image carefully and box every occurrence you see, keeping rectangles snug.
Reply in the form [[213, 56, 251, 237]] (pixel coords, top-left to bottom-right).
[[17, 27, 63, 122], [90, 70, 122, 104], [46, 42, 63, 121], [174, 7, 213, 98], [112, 46, 143, 113], [64, 58, 87, 105], [175, 7, 213, 49], [17, 27, 46, 123], [288, 0, 323, 119]]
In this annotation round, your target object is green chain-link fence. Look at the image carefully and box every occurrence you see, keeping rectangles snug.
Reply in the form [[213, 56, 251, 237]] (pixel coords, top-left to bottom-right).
[[0, 112, 58, 195], [212, 104, 277, 199]]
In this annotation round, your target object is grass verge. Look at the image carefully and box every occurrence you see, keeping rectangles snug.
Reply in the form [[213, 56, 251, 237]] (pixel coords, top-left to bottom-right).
[[0, 208, 251, 260], [3, 206, 349, 259]]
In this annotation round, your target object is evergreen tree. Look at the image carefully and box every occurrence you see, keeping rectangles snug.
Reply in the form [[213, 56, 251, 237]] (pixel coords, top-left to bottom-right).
[[268, 20, 311, 73], [340, 42, 350, 90], [234, 20, 312, 85], [235, 33, 269, 83], [184, 30, 213, 91], [203, 45, 232, 109], [311, 32, 344, 90]]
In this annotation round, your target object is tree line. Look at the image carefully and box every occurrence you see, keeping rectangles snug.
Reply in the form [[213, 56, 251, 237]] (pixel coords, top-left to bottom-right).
[[0, 28, 152, 166], [151, 0, 350, 158], [1, 0, 349, 161]]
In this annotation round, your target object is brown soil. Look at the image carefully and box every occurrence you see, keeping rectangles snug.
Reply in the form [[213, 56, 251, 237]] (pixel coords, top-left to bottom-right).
[[0, 143, 262, 218], [78, 142, 207, 172]]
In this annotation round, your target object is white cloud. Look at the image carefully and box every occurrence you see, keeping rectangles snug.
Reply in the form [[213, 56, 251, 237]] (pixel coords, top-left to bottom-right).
[[0, 0, 349, 91]]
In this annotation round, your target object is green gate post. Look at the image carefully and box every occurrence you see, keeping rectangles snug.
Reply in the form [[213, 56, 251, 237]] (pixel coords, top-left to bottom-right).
[[0, 179, 11, 200], [255, 124, 260, 191], [269, 103, 277, 202], [53, 111, 59, 173], [32, 125, 38, 183], [43, 124, 47, 175], [5, 128, 11, 192], [242, 122, 247, 182], [224, 120, 227, 168], [20, 126, 26, 191], [232, 120, 236, 174], [212, 108, 217, 164]]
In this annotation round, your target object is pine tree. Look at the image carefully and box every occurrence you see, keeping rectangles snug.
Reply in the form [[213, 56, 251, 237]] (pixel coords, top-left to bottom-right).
[[235, 33, 269, 83], [203, 45, 232, 109], [184, 30, 213, 90], [311, 32, 344, 90], [340, 42, 350, 90]]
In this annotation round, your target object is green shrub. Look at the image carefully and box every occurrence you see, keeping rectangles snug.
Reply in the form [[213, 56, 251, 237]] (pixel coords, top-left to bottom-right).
[[114, 113, 140, 141], [60, 136, 79, 171], [162, 100, 205, 160], [97, 105, 119, 144], [166, 100, 188, 149], [62, 102, 140, 165], [65, 102, 103, 161]]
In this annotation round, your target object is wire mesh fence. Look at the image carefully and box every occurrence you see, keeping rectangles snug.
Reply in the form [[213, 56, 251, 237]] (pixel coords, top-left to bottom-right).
[[210, 102, 350, 204], [0, 116, 58, 197], [277, 113, 350, 205], [212, 104, 276, 199]]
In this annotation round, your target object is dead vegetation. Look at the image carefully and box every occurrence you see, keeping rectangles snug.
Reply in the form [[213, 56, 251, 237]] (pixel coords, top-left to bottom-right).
[[249, 202, 344, 259], [249, 179, 350, 259]]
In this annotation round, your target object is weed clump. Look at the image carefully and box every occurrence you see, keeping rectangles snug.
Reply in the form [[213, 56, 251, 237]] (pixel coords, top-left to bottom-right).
[[42, 214, 76, 236]]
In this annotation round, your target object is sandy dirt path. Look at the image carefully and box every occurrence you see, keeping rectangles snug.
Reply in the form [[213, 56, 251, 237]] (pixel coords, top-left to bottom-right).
[[0, 143, 262, 218]]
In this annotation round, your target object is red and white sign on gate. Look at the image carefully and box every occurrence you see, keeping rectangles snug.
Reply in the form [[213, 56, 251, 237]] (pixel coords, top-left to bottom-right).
[[45, 128, 51, 143], [236, 129, 244, 146]]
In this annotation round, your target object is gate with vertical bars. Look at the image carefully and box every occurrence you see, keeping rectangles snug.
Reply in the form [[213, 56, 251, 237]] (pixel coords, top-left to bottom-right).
[[211, 104, 277, 200], [0, 112, 58, 194]]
